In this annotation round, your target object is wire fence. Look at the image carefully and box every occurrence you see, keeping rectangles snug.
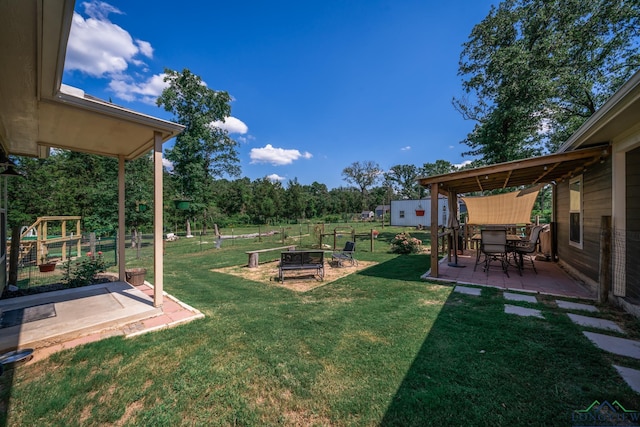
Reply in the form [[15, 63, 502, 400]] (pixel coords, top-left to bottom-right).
[[612, 228, 640, 302], [5, 221, 423, 294], [9, 233, 117, 291]]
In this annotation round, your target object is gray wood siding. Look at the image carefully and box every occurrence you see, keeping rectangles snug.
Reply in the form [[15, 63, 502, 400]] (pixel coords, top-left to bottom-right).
[[556, 156, 612, 283], [628, 147, 640, 231], [627, 147, 640, 298]]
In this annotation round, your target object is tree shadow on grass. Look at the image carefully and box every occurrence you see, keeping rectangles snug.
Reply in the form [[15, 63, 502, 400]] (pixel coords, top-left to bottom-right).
[[356, 254, 430, 282], [378, 288, 640, 426]]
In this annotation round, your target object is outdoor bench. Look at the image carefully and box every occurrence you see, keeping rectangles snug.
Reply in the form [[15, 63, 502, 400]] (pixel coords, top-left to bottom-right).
[[278, 250, 325, 283], [246, 245, 297, 268]]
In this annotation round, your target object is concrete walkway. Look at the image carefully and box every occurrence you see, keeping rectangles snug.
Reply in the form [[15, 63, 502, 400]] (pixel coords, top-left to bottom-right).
[[0, 281, 203, 363]]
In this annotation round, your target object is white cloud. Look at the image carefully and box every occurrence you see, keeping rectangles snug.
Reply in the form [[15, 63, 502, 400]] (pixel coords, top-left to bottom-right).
[[401, 146, 411, 151], [266, 173, 286, 182], [449, 145, 455, 149], [65, 1, 157, 103], [108, 73, 168, 105], [136, 40, 153, 58], [454, 160, 472, 169], [211, 117, 248, 135], [162, 157, 173, 170], [250, 144, 312, 166]]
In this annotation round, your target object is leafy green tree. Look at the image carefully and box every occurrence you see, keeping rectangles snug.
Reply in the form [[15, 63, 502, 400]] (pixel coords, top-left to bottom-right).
[[250, 178, 284, 224], [284, 178, 306, 220], [384, 164, 422, 200], [455, 0, 640, 163], [157, 68, 241, 235], [303, 182, 329, 219], [341, 161, 382, 210]]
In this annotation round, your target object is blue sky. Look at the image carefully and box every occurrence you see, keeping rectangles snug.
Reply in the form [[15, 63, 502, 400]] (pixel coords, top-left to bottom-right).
[[62, 0, 497, 189]]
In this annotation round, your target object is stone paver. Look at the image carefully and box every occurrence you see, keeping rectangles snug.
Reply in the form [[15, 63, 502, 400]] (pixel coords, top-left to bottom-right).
[[556, 300, 599, 312], [505, 304, 544, 318], [613, 365, 640, 394], [583, 332, 640, 359], [454, 286, 481, 296], [567, 313, 624, 333], [504, 292, 538, 304]]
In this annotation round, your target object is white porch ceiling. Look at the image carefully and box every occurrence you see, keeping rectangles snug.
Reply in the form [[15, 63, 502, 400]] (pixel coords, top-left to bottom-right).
[[0, 0, 183, 160]]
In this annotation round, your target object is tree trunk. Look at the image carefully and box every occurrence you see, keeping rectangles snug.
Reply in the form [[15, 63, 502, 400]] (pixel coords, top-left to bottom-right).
[[186, 219, 192, 237]]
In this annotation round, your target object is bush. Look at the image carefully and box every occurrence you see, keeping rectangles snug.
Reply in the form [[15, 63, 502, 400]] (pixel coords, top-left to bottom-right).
[[390, 232, 422, 254], [62, 252, 106, 288]]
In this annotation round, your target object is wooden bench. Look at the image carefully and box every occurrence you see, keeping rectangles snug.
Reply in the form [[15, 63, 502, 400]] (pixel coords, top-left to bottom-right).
[[279, 250, 325, 283], [246, 245, 297, 268]]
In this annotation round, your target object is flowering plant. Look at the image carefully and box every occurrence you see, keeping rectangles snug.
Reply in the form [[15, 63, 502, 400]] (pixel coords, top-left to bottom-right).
[[372, 229, 379, 238], [390, 232, 422, 254], [62, 251, 106, 288]]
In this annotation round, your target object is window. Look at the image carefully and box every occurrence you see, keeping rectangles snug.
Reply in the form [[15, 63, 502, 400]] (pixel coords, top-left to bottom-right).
[[569, 175, 583, 248], [399, 210, 405, 219]]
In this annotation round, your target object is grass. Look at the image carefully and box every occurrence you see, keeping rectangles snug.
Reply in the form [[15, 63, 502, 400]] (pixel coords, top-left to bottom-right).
[[2, 227, 640, 426]]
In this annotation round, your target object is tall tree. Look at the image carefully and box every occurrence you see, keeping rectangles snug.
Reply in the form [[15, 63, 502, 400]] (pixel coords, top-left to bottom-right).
[[341, 161, 382, 209], [384, 164, 423, 200], [455, 0, 640, 163], [157, 68, 241, 235]]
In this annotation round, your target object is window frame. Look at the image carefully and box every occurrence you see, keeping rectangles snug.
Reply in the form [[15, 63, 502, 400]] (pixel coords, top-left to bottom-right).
[[569, 175, 583, 249]]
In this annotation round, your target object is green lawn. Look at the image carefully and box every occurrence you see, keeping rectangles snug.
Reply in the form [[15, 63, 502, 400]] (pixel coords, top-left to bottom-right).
[[2, 228, 640, 426]]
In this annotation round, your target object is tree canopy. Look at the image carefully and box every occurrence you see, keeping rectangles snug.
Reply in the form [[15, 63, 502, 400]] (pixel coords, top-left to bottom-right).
[[455, 0, 640, 164], [157, 68, 241, 234]]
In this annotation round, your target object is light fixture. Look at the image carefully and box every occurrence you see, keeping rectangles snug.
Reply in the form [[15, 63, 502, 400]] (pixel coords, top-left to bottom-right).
[[0, 149, 24, 177], [0, 165, 23, 177]]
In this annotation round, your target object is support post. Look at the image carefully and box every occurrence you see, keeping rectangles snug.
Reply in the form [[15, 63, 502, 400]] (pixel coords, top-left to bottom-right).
[[118, 156, 126, 281], [153, 132, 164, 307], [430, 187, 439, 277], [599, 216, 612, 303]]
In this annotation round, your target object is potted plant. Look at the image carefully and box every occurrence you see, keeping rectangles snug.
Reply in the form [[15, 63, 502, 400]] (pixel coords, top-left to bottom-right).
[[173, 198, 191, 210], [39, 253, 56, 272]]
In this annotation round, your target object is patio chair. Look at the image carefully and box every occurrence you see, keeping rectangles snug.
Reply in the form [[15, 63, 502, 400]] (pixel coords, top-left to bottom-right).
[[331, 241, 357, 267], [475, 229, 509, 277], [512, 225, 543, 274]]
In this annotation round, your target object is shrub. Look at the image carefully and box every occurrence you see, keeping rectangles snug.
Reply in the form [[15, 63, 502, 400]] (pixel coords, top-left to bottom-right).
[[390, 232, 422, 254], [62, 251, 106, 288]]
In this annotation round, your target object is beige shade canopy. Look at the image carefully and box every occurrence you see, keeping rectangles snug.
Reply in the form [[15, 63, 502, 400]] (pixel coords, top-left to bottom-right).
[[462, 186, 541, 225]]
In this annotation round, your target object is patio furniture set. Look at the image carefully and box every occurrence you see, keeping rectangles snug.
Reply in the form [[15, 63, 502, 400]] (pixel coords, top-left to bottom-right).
[[473, 225, 543, 277]]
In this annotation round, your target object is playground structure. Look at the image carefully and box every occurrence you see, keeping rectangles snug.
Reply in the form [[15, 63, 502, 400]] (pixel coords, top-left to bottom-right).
[[10, 216, 82, 266], [316, 225, 377, 252]]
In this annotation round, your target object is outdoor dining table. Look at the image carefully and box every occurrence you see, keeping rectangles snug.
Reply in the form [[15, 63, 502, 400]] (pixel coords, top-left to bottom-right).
[[471, 233, 523, 269]]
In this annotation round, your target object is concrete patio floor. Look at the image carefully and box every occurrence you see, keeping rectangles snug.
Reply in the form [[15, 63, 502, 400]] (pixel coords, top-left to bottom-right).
[[0, 281, 203, 363], [424, 249, 596, 299]]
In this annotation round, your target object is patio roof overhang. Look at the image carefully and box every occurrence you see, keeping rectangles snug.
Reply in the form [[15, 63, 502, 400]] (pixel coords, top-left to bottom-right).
[[0, 0, 183, 307], [0, 0, 184, 160], [416, 144, 610, 196]]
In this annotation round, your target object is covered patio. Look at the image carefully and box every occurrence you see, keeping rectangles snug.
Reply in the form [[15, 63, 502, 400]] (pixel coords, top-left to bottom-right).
[[418, 145, 610, 299], [426, 248, 596, 299]]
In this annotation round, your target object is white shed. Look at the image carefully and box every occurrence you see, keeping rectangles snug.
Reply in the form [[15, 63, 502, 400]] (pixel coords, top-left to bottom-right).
[[390, 198, 452, 227]]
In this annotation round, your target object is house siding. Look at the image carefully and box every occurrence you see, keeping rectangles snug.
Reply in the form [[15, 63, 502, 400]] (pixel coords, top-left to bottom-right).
[[556, 156, 612, 284], [626, 147, 640, 299]]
